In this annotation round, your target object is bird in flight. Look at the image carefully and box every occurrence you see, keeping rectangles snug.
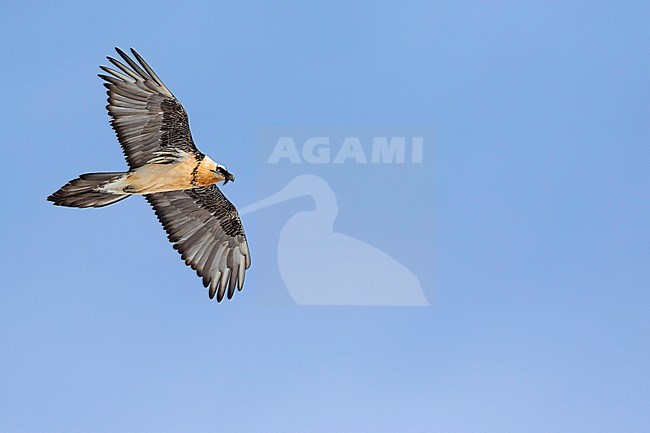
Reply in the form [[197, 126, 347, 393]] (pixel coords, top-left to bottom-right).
[[48, 48, 251, 302]]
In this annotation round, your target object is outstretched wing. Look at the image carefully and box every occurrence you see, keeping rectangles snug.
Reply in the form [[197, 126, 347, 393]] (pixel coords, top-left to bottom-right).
[[99, 47, 199, 169], [146, 185, 251, 302]]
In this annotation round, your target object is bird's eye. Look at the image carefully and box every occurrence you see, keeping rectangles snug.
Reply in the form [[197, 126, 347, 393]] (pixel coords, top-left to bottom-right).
[[216, 164, 227, 173]]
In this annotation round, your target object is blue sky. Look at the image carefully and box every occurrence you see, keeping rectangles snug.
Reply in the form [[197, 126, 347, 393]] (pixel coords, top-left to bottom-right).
[[1, 1, 648, 432]]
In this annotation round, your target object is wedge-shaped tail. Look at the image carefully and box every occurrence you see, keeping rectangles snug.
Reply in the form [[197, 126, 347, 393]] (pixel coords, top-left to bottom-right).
[[48, 172, 130, 208]]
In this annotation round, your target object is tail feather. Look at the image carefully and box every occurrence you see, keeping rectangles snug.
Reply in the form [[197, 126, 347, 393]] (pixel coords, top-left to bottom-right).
[[48, 172, 131, 208]]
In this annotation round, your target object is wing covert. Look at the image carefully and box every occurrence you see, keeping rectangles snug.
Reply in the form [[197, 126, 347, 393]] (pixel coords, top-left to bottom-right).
[[146, 185, 251, 302]]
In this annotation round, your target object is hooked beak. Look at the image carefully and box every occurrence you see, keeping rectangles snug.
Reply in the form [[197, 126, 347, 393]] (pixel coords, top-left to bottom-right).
[[222, 170, 235, 185]]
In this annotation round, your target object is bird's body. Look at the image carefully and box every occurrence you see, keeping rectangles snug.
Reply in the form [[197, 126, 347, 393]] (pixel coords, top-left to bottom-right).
[[48, 48, 250, 302], [99, 152, 223, 195]]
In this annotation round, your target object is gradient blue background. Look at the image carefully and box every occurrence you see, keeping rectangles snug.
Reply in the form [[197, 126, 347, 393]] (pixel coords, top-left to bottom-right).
[[1, 1, 648, 432]]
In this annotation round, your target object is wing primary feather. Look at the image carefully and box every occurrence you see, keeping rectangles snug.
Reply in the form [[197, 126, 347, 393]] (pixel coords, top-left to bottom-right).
[[130, 48, 170, 92], [237, 254, 246, 290], [203, 246, 219, 287], [208, 242, 229, 280], [217, 268, 231, 302], [192, 239, 217, 276], [99, 65, 135, 83], [107, 56, 142, 80], [98, 74, 124, 86], [208, 277, 219, 299], [241, 242, 252, 269], [225, 249, 236, 299], [227, 268, 238, 299], [209, 271, 222, 299], [115, 47, 151, 81]]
